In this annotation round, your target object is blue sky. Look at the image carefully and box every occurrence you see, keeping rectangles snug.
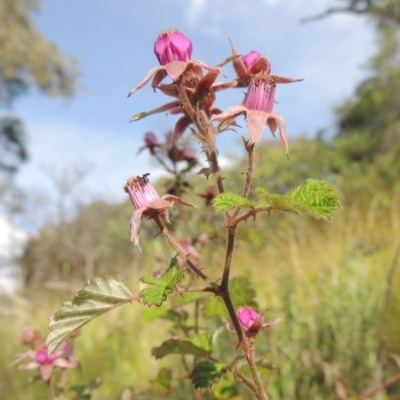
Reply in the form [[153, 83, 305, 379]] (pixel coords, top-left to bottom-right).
[[9, 0, 376, 211]]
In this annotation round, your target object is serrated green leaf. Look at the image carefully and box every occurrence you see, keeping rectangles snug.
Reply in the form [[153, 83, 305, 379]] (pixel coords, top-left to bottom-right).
[[139, 258, 184, 307], [203, 277, 258, 319], [152, 368, 172, 396], [256, 179, 342, 219], [286, 179, 342, 219], [151, 334, 213, 359], [47, 276, 137, 354], [191, 361, 226, 390], [213, 193, 255, 212]]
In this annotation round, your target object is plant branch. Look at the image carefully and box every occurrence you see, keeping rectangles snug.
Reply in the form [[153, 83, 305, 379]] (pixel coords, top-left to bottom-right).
[[359, 372, 400, 399], [233, 139, 255, 219], [162, 227, 209, 281]]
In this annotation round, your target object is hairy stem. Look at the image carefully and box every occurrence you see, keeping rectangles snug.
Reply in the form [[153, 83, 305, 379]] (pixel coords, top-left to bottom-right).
[[162, 227, 209, 280]]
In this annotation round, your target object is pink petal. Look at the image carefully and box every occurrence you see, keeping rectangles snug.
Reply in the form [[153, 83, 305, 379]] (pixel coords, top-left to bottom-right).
[[165, 61, 189, 80], [151, 69, 168, 88], [249, 56, 271, 75], [172, 116, 192, 147], [246, 110, 269, 143], [54, 358, 78, 368], [130, 100, 182, 122], [128, 65, 166, 96], [162, 195, 197, 208], [262, 318, 283, 329], [40, 364, 54, 381], [270, 75, 304, 84], [230, 41, 247, 77], [191, 59, 221, 75], [223, 319, 236, 333], [130, 208, 145, 251], [148, 198, 174, 211], [156, 83, 180, 97], [19, 361, 39, 370], [237, 306, 260, 329], [272, 113, 289, 156], [211, 105, 246, 123]]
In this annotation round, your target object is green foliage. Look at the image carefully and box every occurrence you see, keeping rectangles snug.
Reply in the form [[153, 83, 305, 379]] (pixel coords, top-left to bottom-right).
[[191, 361, 226, 390], [285, 179, 342, 219], [213, 193, 255, 212], [203, 276, 258, 319], [267, 254, 384, 400], [0, 0, 79, 184], [0, 0, 79, 103], [152, 368, 172, 396], [139, 258, 184, 307], [255, 179, 342, 220], [69, 378, 102, 400], [151, 334, 213, 359], [46, 276, 138, 353]]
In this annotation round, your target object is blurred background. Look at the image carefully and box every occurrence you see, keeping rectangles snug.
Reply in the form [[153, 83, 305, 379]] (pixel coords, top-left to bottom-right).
[[1, 0, 399, 399]]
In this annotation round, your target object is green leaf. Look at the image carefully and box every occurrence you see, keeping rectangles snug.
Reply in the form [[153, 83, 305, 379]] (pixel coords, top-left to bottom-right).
[[256, 179, 342, 219], [191, 361, 226, 390], [151, 334, 213, 359], [212, 372, 239, 399], [152, 368, 172, 396], [213, 193, 255, 212], [47, 276, 138, 354], [139, 258, 184, 307], [203, 277, 257, 319], [286, 179, 342, 219]]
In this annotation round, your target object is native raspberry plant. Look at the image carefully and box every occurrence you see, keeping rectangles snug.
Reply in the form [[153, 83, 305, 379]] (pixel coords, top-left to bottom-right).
[[46, 29, 341, 399]]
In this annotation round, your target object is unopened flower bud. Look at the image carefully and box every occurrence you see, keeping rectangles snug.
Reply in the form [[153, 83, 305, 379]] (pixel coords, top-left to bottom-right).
[[144, 132, 158, 146], [237, 306, 261, 330], [242, 51, 262, 71], [241, 51, 271, 75], [154, 29, 192, 65], [19, 326, 36, 346]]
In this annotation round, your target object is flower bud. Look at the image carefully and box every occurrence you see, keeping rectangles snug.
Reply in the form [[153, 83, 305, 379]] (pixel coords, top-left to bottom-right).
[[144, 132, 158, 146], [242, 51, 262, 72], [19, 326, 36, 345], [154, 29, 193, 65]]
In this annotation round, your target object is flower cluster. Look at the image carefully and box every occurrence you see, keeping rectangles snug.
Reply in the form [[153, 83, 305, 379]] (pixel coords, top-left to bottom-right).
[[128, 29, 302, 154]]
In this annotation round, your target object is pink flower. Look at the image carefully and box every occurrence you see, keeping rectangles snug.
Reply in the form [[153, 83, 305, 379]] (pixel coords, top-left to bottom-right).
[[211, 74, 299, 155], [138, 132, 160, 155], [16, 344, 78, 381], [240, 50, 271, 76], [154, 29, 192, 65], [225, 306, 282, 340], [237, 306, 261, 330], [124, 174, 197, 252], [128, 29, 219, 96]]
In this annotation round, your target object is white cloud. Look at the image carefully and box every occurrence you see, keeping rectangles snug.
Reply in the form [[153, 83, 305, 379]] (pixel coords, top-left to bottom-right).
[[186, 0, 208, 27]]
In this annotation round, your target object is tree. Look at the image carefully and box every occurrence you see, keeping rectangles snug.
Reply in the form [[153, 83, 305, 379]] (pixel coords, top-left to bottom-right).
[[0, 0, 79, 190]]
